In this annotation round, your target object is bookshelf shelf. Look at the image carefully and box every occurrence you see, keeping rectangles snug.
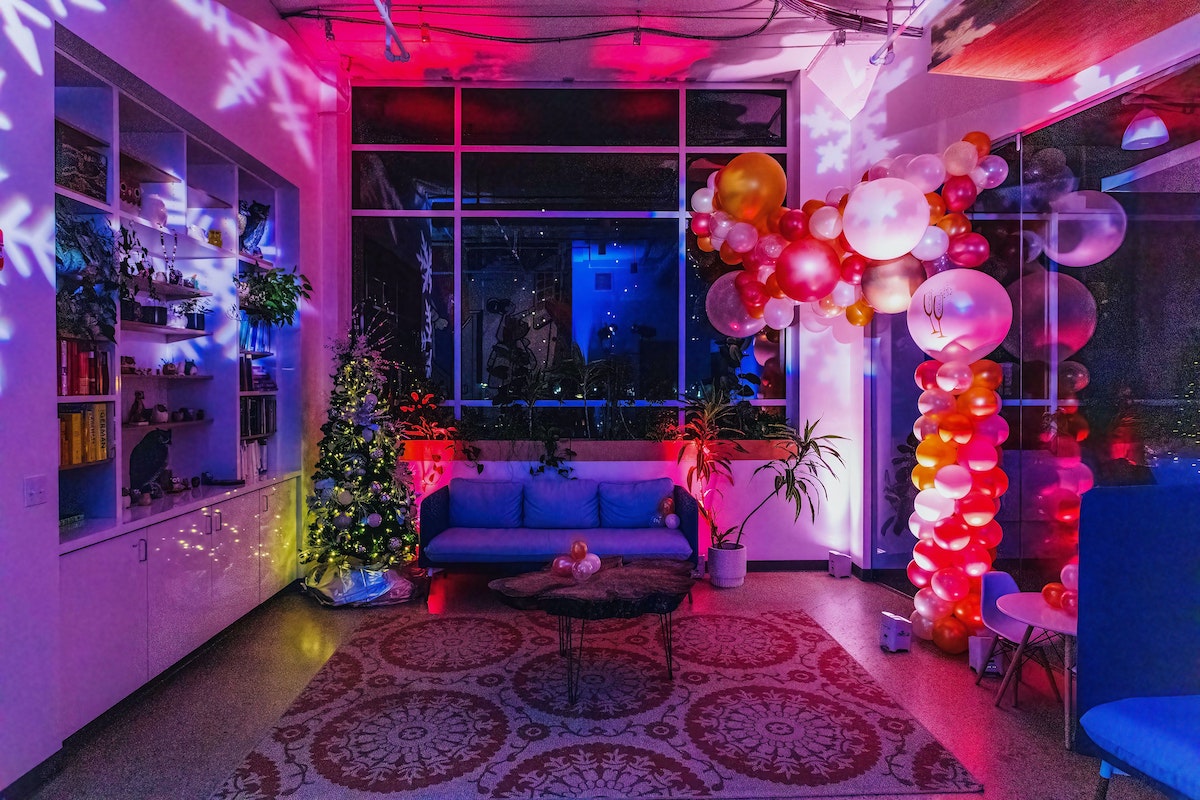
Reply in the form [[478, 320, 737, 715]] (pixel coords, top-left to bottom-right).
[[60, 457, 115, 472], [121, 418, 214, 432], [120, 321, 210, 341]]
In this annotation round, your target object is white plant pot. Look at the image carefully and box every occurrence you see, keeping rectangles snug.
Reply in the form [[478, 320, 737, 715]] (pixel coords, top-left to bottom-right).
[[707, 543, 747, 588]]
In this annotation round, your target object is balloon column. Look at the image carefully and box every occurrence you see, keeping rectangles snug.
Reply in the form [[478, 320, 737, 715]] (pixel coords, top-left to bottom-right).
[[551, 540, 602, 582], [692, 135, 1012, 337]]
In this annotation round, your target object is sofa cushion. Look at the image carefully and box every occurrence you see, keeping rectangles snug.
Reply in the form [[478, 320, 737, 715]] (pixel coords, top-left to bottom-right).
[[423, 527, 693, 563], [448, 479, 523, 528], [598, 478, 673, 528], [524, 478, 599, 529], [1080, 695, 1200, 799]]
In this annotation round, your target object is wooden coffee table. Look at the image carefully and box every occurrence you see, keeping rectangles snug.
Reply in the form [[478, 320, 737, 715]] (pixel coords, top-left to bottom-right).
[[489, 558, 696, 704]]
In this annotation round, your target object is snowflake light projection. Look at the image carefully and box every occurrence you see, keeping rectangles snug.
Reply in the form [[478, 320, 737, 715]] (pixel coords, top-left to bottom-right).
[[170, 0, 316, 167], [803, 104, 852, 175], [0, 199, 54, 281], [0, 0, 105, 74]]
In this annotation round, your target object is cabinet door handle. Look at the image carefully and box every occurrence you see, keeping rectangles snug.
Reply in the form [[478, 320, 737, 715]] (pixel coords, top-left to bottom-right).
[[205, 510, 213, 535], [137, 538, 148, 562], [262, 494, 269, 513], [214, 508, 223, 531]]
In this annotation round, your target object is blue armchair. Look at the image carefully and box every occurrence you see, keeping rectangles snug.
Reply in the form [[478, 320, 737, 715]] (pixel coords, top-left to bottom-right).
[[1077, 484, 1200, 800]]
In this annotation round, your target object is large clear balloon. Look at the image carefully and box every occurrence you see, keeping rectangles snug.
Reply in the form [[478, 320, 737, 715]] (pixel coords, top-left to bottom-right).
[[1001, 268, 1096, 361], [911, 226, 950, 261], [705, 271, 767, 337], [716, 153, 788, 224], [763, 297, 797, 329], [1043, 190, 1128, 267], [776, 238, 842, 303], [861, 254, 925, 314], [906, 154, 947, 194], [943, 141, 980, 177], [842, 178, 931, 261], [907, 268, 1013, 363]]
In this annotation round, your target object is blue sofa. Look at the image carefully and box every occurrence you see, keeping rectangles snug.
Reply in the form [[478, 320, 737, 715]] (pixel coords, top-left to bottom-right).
[[1077, 484, 1200, 800], [417, 477, 698, 569]]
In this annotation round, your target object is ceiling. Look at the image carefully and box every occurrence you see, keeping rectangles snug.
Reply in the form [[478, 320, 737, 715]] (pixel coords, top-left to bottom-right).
[[267, 0, 931, 83]]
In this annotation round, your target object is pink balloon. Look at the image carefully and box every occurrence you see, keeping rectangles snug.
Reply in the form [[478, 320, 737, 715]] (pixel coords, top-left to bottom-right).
[[727, 221, 759, 253], [691, 187, 715, 213], [710, 210, 734, 240], [763, 297, 797, 329], [830, 280, 858, 307], [975, 414, 1010, 446], [910, 610, 935, 640], [868, 157, 895, 180], [915, 586, 955, 620], [905, 154, 947, 194], [958, 437, 1000, 471], [936, 361, 974, 393], [931, 566, 970, 602], [551, 555, 575, 576], [947, 232, 990, 268], [755, 232, 787, 262], [705, 271, 767, 337], [918, 388, 956, 416], [1060, 562, 1079, 592], [915, 488, 956, 521], [1001, 269, 1096, 361], [911, 225, 950, 261], [776, 238, 841, 303], [976, 154, 1009, 189], [825, 185, 850, 205], [934, 464, 973, 499], [907, 269, 1013, 363], [842, 178, 930, 260], [909, 511, 936, 539]]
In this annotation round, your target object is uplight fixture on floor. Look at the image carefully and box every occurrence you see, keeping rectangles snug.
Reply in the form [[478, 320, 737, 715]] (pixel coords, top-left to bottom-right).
[[1122, 108, 1169, 150]]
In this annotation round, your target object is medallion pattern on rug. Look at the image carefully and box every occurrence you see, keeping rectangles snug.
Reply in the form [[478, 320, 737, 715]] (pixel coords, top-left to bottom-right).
[[213, 609, 982, 799]]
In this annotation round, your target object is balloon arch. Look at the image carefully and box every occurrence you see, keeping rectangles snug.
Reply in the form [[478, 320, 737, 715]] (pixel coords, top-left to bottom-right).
[[691, 133, 1089, 655]]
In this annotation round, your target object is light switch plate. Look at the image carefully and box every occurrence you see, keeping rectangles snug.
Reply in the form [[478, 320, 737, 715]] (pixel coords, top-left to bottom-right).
[[23, 474, 48, 507]]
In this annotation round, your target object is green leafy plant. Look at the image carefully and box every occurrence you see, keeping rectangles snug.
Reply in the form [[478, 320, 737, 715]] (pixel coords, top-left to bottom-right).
[[116, 226, 157, 303], [530, 432, 576, 479], [881, 433, 919, 538], [676, 385, 746, 540], [730, 419, 845, 547], [55, 201, 118, 342], [174, 297, 212, 316], [235, 266, 312, 326]]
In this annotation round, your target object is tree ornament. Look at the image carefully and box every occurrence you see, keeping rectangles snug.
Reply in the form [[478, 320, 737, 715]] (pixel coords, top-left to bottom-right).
[[367, 513, 383, 527], [370, 482, 382, 495]]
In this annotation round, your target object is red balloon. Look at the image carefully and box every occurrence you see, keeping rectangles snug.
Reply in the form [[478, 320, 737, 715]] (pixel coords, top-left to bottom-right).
[[947, 232, 991, 268], [958, 491, 998, 526], [776, 238, 841, 303], [840, 253, 867, 285], [971, 519, 1004, 549], [932, 516, 972, 551], [1061, 589, 1079, 616], [953, 593, 984, 630], [551, 555, 575, 576], [1042, 581, 1065, 608], [914, 360, 941, 391], [932, 616, 970, 654], [907, 559, 933, 588], [960, 543, 993, 577], [913, 538, 953, 572], [733, 270, 757, 291], [777, 209, 810, 241], [972, 467, 1009, 498], [941, 174, 979, 212], [690, 213, 712, 237], [739, 280, 770, 308]]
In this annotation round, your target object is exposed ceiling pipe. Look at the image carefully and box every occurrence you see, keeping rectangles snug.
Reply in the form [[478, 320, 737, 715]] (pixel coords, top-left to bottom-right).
[[373, 0, 411, 62], [869, 0, 930, 65]]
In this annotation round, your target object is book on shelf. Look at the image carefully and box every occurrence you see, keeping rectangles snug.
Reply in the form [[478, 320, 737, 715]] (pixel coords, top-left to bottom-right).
[[59, 402, 110, 466], [58, 339, 111, 396]]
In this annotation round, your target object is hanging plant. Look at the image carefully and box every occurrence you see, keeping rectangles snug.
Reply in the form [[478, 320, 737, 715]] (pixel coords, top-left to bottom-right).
[[234, 266, 312, 326], [55, 199, 118, 342]]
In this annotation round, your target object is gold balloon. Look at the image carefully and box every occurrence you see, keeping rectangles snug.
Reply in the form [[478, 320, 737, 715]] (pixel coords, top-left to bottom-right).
[[926, 192, 946, 224], [963, 130, 991, 158], [861, 255, 925, 314], [911, 463, 937, 491], [971, 359, 1003, 390], [845, 298, 874, 327], [696, 235, 715, 253], [719, 241, 743, 265], [916, 436, 958, 469], [936, 211, 972, 238], [716, 153, 787, 224]]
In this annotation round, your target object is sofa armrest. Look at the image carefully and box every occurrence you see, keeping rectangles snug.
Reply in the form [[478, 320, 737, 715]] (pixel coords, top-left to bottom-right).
[[417, 485, 450, 567], [673, 485, 699, 565]]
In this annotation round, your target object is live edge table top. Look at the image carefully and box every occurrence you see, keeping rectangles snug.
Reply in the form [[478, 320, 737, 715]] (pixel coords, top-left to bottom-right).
[[489, 558, 696, 620]]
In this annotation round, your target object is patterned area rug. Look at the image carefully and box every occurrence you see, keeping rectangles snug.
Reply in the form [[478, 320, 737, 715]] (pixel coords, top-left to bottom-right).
[[213, 608, 981, 798]]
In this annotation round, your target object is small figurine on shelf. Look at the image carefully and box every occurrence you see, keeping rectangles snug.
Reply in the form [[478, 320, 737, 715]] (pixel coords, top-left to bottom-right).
[[127, 390, 147, 425]]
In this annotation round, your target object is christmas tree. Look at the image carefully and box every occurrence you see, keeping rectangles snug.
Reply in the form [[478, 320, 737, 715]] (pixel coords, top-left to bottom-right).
[[303, 319, 417, 574]]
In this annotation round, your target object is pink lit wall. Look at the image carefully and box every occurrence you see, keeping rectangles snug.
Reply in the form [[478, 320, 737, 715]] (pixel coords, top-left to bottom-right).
[[0, 15, 61, 789], [0, 2, 333, 787]]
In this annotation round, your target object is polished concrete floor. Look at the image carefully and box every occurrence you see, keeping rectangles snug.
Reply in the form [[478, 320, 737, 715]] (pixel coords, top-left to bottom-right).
[[27, 572, 1166, 800]]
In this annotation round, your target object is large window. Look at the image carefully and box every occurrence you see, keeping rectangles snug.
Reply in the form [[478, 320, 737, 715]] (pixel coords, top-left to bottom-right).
[[351, 86, 790, 431]]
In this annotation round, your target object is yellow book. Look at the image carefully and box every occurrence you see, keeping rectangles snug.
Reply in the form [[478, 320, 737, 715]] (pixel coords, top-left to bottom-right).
[[68, 412, 83, 465]]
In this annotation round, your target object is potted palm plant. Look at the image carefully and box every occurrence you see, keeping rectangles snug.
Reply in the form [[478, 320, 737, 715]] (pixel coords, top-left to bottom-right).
[[679, 388, 844, 588]]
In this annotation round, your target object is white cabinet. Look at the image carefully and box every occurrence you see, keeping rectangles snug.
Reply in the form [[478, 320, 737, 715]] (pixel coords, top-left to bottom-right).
[[209, 491, 261, 632], [259, 478, 299, 602], [147, 504, 213, 677], [59, 531, 149, 737]]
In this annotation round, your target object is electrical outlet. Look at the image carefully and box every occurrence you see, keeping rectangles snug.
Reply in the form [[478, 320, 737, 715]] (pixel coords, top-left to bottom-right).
[[23, 474, 48, 507]]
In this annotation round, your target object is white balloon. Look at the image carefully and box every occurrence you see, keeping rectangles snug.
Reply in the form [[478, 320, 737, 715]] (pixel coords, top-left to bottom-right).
[[842, 178, 930, 261], [763, 296, 797, 329], [809, 206, 843, 241], [830, 280, 858, 307], [691, 187, 714, 214], [905, 154, 947, 194]]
